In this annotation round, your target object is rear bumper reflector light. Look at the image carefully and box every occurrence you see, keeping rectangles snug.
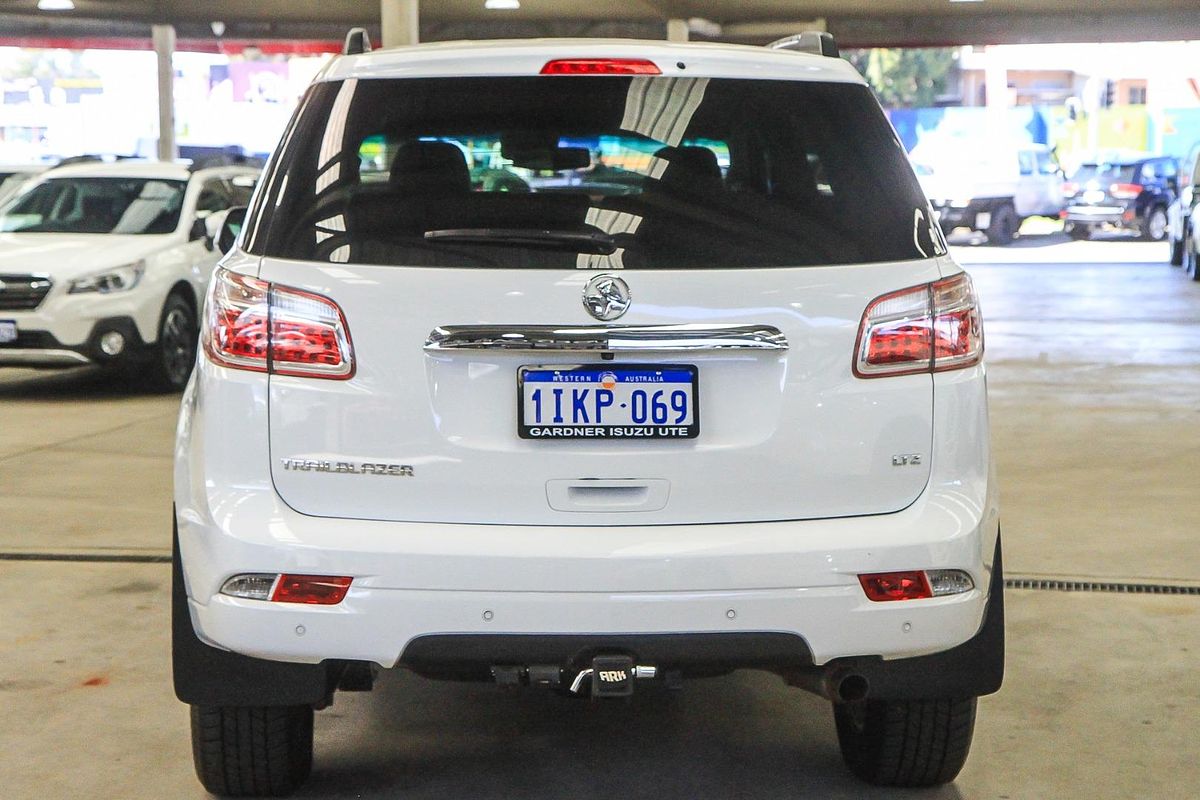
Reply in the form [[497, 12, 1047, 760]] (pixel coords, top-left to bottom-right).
[[272, 575, 353, 605], [859, 569, 975, 602], [219, 573, 353, 605]]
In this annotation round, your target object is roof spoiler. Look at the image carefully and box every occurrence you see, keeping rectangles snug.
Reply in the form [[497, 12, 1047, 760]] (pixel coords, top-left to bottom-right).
[[767, 31, 839, 58], [343, 27, 373, 56]]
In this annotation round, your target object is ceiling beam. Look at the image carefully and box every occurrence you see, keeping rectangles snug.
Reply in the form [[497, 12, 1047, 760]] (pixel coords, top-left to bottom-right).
[[1, 8, 1199, 49], [824, 9, 1200, 48]]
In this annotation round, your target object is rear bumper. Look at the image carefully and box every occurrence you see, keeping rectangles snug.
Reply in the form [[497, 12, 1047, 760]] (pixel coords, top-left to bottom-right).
[[189, 568, 989, 670], [1064, 204, 1134, 228], [0, 316, 151, 368]]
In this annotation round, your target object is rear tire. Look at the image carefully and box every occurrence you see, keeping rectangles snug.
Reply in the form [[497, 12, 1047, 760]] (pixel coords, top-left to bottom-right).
[[985, 204, 1018, 246], [1188, 240, 1200, 281], [1065, 223, 1091, 241], [1141, 206, 1168, 241], [191, 704, 314, 797], [834, 696, 977, 787]]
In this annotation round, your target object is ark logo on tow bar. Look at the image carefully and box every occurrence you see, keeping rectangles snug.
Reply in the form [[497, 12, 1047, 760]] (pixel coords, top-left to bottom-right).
[[280, 458, 414, 477]]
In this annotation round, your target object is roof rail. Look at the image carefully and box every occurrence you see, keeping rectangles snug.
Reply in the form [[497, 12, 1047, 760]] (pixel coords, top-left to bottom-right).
[[767, 31, 839, 58], [343, 27, 372, 56]]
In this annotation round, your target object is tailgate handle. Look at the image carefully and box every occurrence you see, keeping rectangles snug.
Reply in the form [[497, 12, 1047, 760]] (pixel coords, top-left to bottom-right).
[[547, 479, 670, 512], [424, 324, 788, 352]]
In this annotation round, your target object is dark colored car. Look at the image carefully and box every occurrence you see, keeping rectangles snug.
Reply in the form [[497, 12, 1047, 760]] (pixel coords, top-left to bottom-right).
[[1062, 156, 1177, 240]]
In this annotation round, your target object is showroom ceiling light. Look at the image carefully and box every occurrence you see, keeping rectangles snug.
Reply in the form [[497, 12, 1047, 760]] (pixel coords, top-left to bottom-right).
[[485, 0, 520, 9], [37, 0, 75, 9]]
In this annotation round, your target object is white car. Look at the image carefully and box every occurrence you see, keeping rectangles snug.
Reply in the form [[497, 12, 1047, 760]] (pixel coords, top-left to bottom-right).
[[1184, 203, 1200, 280], [0, 164, 48, 205], [174, 35, 1003, 796], [1168, 142, 1199, 266], [0, 160, 258, 390], [913, 142, 1064, 245]]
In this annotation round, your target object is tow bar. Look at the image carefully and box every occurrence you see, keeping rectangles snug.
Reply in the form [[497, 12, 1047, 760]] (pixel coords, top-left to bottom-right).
[[490, 655, 661, 697], [569, 655, 658, 698]]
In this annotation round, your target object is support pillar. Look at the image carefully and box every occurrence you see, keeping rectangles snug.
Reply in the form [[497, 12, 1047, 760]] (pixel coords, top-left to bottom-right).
[[983, 46, 1009, 127], [152, 24, 177, 162], [666, 19, 689, 42], [381, 0, 419, 48]]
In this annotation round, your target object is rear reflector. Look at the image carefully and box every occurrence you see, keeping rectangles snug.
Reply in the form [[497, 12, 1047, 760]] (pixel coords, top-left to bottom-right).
[[219, 573, 354, 604], [204, 267, 355, 379], [859, 571, 933, 602], [271, 575, 353, 605], [853, 272, 983, 378], [859, 569, 975, 601], [540, 58, 661, 75]]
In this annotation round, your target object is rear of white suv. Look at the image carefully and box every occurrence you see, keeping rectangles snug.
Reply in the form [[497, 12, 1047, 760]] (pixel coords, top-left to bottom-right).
[[174, 37, 1002, 797]]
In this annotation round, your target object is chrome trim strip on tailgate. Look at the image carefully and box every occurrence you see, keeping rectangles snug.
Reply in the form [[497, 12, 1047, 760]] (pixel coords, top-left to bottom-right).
[[424, 324, 789, 353]]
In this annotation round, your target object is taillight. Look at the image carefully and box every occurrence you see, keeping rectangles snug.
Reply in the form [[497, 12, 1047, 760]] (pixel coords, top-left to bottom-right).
[[203, 267, 354, 380], [1061, 181, 1079, 196], [540, 58, 661, 75], [1109, 182, 1143, 200], [853, 272, 983, 379]]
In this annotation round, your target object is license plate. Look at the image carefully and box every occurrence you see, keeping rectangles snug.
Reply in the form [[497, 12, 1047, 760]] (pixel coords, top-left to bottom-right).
[[518, 364, 699, 440], [1083, 190, 1106, 204], [0, 320, 16, 344]]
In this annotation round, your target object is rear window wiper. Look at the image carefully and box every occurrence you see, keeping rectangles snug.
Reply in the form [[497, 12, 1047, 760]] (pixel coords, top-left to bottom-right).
[[423, 227, 617, 255]]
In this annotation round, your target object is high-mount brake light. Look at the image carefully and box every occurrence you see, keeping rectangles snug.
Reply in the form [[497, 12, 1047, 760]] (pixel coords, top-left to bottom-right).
[[853, 272, 983, 379], [204, 267, 355, 379], [540, 58, 662, 75], [1109, 182, 1143, 200]]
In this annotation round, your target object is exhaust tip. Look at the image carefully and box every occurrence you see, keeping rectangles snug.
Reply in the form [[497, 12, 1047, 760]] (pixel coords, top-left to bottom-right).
[[836, 674, 870, 703]]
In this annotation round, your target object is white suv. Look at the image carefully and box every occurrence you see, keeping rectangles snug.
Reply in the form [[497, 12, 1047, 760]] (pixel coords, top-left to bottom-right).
[[0, 160, 258, 390], [174, 35, 1003, 796]]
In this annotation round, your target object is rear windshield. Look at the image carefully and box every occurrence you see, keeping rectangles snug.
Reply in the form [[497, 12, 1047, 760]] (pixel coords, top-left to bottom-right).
[[1088, 163, 1137, 184], [0, 177, 186, 234], [245, 77, 935, 269]]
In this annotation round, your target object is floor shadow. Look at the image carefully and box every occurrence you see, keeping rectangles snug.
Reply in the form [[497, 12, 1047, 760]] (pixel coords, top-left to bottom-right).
[[0, 366, 173, 401], [948, 231, 1071, 249], [298, 670, 967, 800]]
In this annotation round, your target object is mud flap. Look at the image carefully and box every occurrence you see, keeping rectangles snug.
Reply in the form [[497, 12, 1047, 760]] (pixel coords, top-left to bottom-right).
[[171, 510, 333, 707], [812, 533, 1005, 700]]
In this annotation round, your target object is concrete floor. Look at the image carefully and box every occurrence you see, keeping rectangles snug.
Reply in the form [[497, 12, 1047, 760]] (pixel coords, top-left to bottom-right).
[[1, 232, 1197, 798]]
